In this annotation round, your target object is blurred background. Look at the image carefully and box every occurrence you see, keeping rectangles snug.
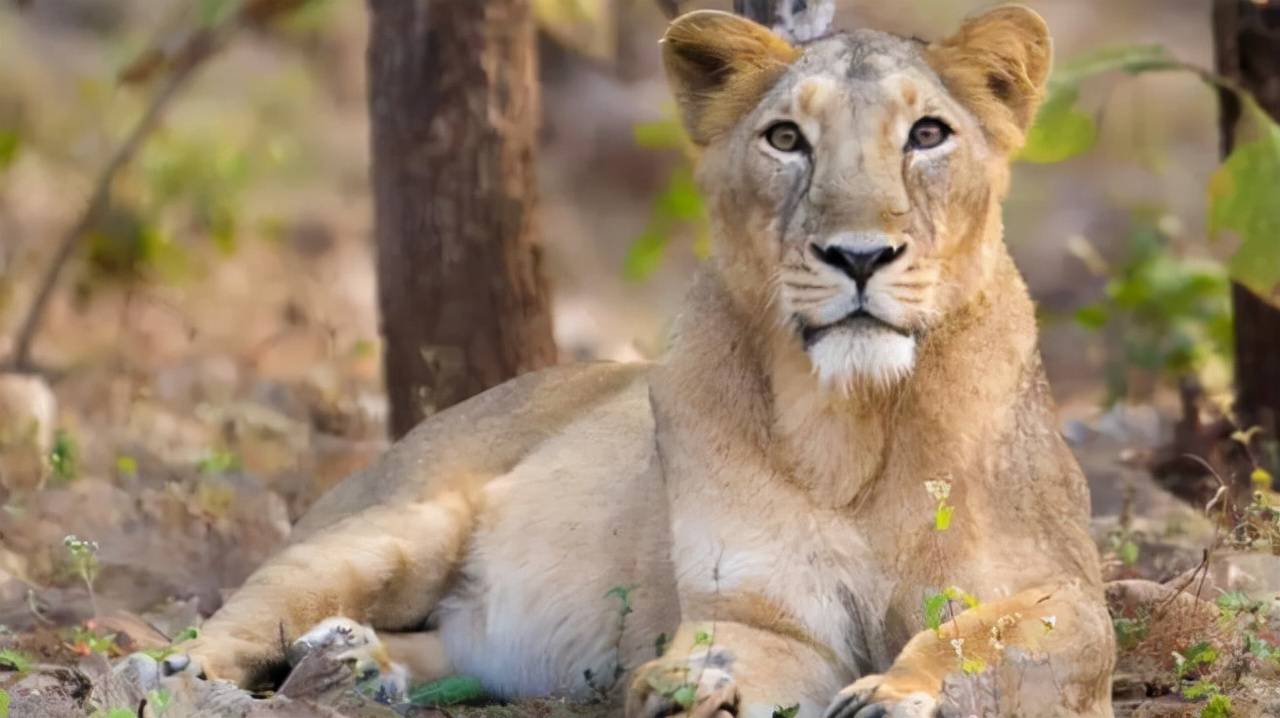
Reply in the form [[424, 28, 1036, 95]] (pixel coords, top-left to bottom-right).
[[0, 0, 1276, 715]]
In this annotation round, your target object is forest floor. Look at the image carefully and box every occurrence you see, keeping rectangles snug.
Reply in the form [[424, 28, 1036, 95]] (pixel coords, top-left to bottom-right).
[[1, 362, 1279, 717]]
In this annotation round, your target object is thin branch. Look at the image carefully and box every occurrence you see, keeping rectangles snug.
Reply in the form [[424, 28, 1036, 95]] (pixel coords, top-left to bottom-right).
[[5, 2, 309, 371], [7, 56, 203, 371]]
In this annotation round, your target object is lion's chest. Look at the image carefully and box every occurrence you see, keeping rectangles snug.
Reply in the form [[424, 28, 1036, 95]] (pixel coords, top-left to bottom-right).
[[671, 488, 897, 677]]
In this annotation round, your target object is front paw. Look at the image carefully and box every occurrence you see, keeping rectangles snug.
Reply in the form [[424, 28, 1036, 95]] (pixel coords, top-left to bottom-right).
[[160, 634, 267, 687], [627, 653, 739, 718], [288, 616, 408, 704], [824, 675, 937, 718]]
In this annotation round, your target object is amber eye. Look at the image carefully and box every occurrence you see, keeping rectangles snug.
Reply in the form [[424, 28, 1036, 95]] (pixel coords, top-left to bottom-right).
[[765, 121, 807, 153], [907, 117, 952, 150]]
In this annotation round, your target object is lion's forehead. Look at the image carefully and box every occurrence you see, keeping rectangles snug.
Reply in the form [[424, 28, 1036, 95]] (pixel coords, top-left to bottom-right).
[[755, 31, 938, 116]]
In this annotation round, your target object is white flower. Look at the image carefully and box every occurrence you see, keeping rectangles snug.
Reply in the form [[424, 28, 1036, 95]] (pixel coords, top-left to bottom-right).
[[950, 638, 965, 658], [1040, 615, 1057, 632], [924, 479, 952, 502]]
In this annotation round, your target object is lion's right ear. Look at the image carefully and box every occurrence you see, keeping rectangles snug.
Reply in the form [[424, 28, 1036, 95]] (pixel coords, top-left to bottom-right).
[[662, 10, 799, 147]]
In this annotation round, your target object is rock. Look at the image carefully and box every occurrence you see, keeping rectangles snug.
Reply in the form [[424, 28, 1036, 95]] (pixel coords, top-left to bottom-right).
[[0, 372, 57, 493]]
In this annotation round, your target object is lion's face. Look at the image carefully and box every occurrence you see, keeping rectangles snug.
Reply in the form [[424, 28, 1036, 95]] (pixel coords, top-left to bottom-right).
[[663, 8, 1050, 390]]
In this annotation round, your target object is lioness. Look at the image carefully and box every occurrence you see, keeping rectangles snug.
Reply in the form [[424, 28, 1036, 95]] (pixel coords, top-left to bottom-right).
[[169, 6, 1115, 717]]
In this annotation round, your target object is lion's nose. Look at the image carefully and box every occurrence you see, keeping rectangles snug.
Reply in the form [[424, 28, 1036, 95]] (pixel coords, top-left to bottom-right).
[[810, 242, 905, 291]]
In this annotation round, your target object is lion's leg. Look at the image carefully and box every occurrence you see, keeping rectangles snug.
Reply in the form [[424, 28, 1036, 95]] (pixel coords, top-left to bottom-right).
[[168, 492, 474, 686], [825, 583, 1115, 718], [627, 621, 844, 718]]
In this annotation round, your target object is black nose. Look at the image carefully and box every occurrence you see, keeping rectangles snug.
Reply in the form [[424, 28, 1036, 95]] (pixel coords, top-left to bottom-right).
[[811, 243, 905, 290]]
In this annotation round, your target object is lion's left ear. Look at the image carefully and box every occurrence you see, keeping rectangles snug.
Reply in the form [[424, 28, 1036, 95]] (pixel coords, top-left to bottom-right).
[[926, 5, 1052, 153]]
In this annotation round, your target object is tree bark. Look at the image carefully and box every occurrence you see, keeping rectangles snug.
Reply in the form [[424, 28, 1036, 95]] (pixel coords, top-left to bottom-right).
[[367, 0, 556, 439], [1213, 0, 1280, 437]]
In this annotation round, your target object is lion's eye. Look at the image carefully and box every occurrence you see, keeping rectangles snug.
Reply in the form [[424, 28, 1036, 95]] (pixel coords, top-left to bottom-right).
[[764, 122, 807, 153], [907, 117, 952, 150]]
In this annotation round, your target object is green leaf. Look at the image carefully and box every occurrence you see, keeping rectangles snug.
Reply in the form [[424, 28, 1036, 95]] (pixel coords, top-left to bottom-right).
[[1118, 540, 1140, 566], [0, 129, 19, 172], [633, 119, 687, 151], [693, 629, 712, 647], [933, 503, 954, 532], [50, 430, 78, 482], [772, 704, 800, 718], [1201, 693, 1232, 718], [103, 709, 138, 718], [624, 228, 668, 281], [1182, 679, 1220, 700], [407, 676, 488, 706], [1051, 44, 1179, 87], [1020, 86, 1097, 163], [923, 592, 948, 633], [1020, 44, 1184, 165], [1177, 641, 1219, 678], [196, 448, 240, 475], [960, 656, 987, 675], [146, 689, 171, 711], [657, 167, 704, 222], [671, 683, 697, 710], [1209, 122, 1280, 307], [1215, 591, 1257, 620], [0, 688, 9, 718], [115, 455, 138, 477], [1073, 304, 1108, 331], [0, 649, 32, 674], [199, 0, 237, 26]]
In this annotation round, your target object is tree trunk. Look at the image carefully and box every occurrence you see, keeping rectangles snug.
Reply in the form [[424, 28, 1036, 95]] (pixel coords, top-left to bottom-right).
[[367, 0, 556, 439], [1213, 0, 1280, 438]]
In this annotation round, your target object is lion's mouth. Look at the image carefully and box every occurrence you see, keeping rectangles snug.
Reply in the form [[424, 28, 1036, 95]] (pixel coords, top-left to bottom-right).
[[800, 309, 912, 348]]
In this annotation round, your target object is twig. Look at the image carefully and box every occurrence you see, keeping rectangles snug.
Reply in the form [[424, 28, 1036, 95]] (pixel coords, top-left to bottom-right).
[[6, 38, 213, 371], [6, 1, 310, 371]]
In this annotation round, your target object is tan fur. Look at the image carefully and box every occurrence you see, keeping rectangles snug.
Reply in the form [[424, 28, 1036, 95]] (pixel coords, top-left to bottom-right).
[[179, 8, 1113, 718]]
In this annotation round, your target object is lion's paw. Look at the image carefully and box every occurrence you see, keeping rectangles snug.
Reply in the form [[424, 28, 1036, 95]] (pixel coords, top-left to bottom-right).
[[289, 616, 409, 704], [159, 633, 264, 686], [627, 650, 739, 718], [824, 675, 937, 718]]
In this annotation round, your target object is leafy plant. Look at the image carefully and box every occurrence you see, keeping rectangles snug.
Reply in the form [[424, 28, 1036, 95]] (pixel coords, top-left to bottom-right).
[[923, 586, 979, 635], [49, 430, 79, 483], [66, 623, 120, 657], [0, 688, 8, 718], [1174, 641, 1219, 679], [145, 688, 170, 716], [0, 128, 19, 173], [0, 648, 32, 674], [407, 675, 487, 707], [1023, 44, 1280, 307], [1201, 693, 1232, 718], [196, 448, 241, 475], [1072, 221, 1232, 402], [624, 116, 709, 280], [1112, 614, 1149, 651]]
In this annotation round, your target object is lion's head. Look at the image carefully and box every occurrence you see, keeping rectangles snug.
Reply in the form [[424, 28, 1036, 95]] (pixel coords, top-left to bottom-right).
[[662, 6, 1050, 390]]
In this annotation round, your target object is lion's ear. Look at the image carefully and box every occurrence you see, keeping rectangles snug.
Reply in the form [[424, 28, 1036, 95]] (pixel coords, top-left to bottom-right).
[[662, 10, 800, 146], [926, 5, 1052, 153]]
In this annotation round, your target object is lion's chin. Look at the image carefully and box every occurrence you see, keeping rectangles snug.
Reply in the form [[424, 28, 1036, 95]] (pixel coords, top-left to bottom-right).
[[806, 329, 916, 391]]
